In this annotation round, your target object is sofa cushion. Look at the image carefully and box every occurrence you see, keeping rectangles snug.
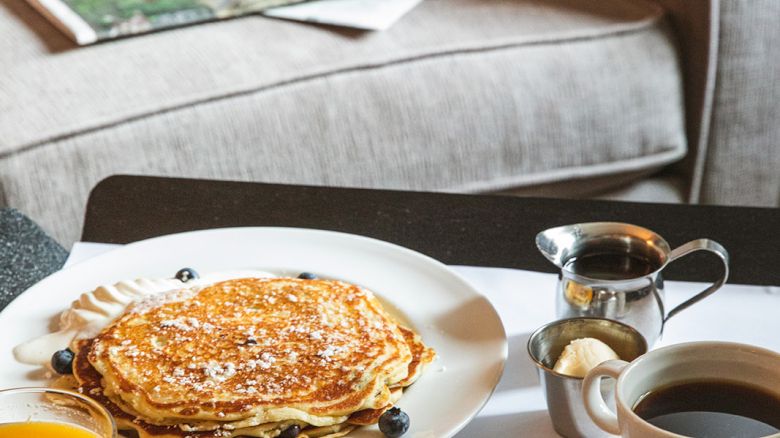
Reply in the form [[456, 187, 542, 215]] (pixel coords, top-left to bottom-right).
[[0, 0, 686, 244]]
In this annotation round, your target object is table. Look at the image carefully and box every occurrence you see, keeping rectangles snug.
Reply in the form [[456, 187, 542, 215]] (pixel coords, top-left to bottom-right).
[[79, 175, 780, 437]]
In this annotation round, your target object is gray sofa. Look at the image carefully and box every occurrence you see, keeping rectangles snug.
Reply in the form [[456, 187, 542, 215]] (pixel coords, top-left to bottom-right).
[[0, 0, 777, 246]]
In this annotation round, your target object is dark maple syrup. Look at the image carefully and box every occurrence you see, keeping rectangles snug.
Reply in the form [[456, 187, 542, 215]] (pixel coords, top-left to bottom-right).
[[564, 252, 657, 280]]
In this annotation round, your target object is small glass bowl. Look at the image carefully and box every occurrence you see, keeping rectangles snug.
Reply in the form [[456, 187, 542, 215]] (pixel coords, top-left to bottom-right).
[[0, 387, 116, 437]]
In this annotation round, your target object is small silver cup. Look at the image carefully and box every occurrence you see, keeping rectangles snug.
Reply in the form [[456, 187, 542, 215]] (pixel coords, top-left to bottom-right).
[[527, 317, 647, 438]]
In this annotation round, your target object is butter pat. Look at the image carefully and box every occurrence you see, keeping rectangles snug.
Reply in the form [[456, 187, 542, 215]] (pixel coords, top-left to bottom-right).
[[553, 337, 619, 378]]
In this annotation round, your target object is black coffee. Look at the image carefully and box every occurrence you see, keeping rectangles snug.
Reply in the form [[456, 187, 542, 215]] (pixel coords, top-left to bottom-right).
[[633, 380, 780, 437], [564, 252, 656, 280]]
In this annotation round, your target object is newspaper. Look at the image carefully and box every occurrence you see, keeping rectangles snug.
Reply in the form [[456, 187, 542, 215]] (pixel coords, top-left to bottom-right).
[[26, 0, 307, 44], [26, 0, 423, 45], [263, 0, 424, 31]]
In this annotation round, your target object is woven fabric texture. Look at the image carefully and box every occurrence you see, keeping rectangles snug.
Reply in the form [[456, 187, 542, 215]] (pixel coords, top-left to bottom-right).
[[699, 0, 780, 207], [0, 208, 68, 311], [0, 0, 686, 245]]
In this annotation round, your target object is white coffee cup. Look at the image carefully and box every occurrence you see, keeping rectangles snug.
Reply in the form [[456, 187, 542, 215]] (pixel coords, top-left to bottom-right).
[[581, 341, 780, 437]]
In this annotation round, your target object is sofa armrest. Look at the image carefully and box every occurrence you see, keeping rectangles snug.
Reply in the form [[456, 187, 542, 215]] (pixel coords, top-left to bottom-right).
[[648, 0, 779, 207], [645, 0, 718, 203], [698, 0, 780, 207]]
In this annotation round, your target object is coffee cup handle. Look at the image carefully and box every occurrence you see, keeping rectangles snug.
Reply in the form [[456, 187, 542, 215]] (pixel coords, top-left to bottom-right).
[[664, 239, 730, 321], [582, 359, 627, 435]]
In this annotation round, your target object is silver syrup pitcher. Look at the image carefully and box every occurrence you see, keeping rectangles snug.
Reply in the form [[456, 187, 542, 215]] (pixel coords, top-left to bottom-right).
[[535, 222, 729, 345]]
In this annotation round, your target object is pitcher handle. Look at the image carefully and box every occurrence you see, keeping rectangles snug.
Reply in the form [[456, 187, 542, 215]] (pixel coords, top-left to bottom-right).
[[664, 239, 730, 322]]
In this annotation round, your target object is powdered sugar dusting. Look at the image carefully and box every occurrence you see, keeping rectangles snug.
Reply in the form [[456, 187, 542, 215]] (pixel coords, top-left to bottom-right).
[[129, 287, 200, 314], [96, 277, 415, 403]]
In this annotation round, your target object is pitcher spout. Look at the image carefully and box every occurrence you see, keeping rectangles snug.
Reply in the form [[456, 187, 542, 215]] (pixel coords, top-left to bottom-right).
[[535, 224, 582, 269]]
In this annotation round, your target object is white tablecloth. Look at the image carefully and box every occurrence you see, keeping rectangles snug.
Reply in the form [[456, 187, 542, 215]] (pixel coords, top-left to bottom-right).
[[66, 243, 780, 438]]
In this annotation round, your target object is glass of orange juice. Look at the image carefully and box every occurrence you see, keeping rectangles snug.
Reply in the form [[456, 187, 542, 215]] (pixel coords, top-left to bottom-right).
[[0, 387, 116, 437]]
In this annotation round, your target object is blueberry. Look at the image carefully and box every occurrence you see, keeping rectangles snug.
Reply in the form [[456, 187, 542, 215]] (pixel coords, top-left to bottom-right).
[[51, 349, 75, 374], [379, 407, 409, 437], [297, 272, 317, 280], [278, 424, 301, 438], [175, 268, 199, 282]]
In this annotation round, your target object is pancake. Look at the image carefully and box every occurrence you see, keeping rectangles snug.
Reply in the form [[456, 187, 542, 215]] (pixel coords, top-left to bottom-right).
[[393, 326, 437, 388], [346, 328, 435, 427], [74, 277, 434, 436], [76, 340, 352, 438]]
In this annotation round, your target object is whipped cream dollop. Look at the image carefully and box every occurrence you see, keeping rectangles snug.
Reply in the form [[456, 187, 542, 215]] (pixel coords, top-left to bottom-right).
[[13, 270, 276, 366]]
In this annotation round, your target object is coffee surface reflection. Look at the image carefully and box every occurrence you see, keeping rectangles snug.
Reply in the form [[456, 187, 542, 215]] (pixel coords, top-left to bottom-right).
[[633, 380, 780, 437]]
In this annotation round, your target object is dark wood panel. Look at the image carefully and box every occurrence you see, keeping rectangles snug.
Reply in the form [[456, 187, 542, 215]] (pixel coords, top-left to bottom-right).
[[83, 175, 779, 285]]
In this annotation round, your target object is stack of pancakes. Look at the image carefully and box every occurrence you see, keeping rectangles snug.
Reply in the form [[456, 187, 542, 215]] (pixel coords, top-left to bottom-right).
[[71, 278, 435, 438]]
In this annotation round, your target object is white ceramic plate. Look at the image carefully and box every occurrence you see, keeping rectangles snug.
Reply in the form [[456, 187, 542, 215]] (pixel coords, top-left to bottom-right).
[[0, 227, 507, 437]]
